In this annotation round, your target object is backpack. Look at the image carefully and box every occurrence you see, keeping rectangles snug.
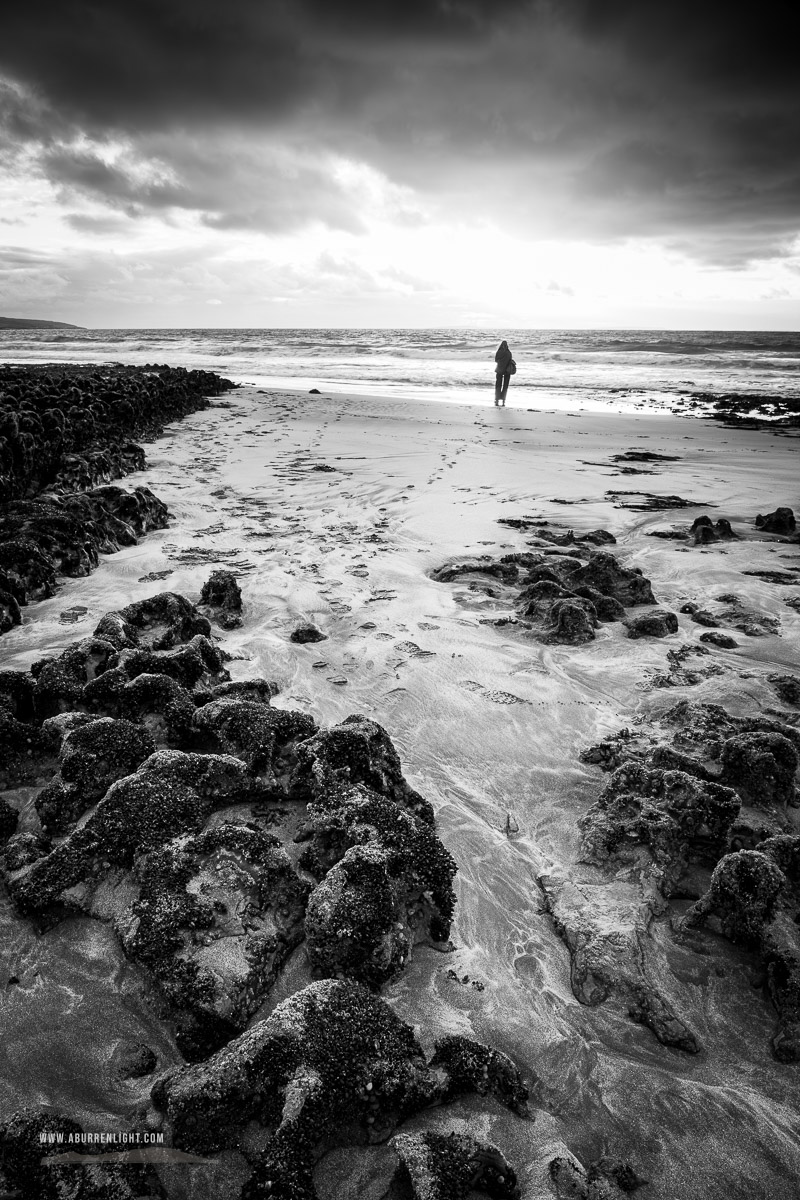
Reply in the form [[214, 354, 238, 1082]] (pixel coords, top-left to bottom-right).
[[508, 359, 517, 375]]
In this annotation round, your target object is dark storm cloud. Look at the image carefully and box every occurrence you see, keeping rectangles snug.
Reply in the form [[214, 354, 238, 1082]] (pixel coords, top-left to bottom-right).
[[1, 1, 798, 259], [0, 1, 526, 128]]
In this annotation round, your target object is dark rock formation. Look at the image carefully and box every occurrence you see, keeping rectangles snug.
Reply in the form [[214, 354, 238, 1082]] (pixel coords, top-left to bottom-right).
[[302, 783, 456, 988], [0, 711, 59, 788], [430, 557, 519, 584], [623, 609, 678, 639], [699, 631, 739, 649], [681, 847, 800, 1059], [198, 568, 243, 629], [433, 543, 658, 645], [153, 979, 528, 1196], [0, 365, 233, 635], [769, 674, 800, 706], [579, 762, 740, 894], [35, 717, 156, 832], [123, 821, 310, 1059], [192, 698, 317, 780], [113, 592, 212, 651], [6, 751, 262, 913], [290, 623, 327, 644], [755, 507, 796, 535], [291, 714, 434, 823], [690, 515, 738, 545], [682, 850, 786, 945], [391, 1131, 520, 1200], [110, 1040, 158, 1080], [0, 363, 232, 502], [719, 732, 798, 809]]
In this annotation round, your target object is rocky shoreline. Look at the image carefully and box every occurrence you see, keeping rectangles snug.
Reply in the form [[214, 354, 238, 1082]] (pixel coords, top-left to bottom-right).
[[0, 572, 628, 1199], [0, 364, 234, 637], [1, 378, 799, 1198]]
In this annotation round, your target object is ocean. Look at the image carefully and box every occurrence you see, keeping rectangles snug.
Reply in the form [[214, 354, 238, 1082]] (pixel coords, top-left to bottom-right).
[[2, 327, 799, 412]]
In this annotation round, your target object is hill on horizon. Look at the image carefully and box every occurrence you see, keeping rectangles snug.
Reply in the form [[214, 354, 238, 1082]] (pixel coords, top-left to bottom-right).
[[0, 316, 82, 330]]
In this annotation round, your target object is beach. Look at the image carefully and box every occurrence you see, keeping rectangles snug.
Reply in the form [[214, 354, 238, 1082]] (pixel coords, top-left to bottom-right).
[[1, 380, 800, 1199]]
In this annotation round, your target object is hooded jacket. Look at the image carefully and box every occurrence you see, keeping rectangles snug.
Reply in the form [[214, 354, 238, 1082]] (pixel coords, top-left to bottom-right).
[[495, 341, 513, 374]]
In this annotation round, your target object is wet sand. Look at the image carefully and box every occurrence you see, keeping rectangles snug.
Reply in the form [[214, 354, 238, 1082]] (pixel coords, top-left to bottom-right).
[[2, 385, 799, 1198]]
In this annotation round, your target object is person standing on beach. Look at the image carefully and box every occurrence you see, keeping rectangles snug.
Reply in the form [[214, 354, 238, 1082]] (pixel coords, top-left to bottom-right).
[[494, 339, 514, 406]]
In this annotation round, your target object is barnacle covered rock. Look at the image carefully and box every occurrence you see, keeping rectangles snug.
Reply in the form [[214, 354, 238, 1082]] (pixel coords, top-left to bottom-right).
[[121, 821, 309, 1059], [153, 979, 528, 1196], [35, 716, 155, 832]]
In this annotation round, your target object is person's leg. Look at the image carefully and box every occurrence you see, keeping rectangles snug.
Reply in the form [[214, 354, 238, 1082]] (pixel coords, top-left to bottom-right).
[[494, 372, 501, 403], [501, 372, 510, 403]]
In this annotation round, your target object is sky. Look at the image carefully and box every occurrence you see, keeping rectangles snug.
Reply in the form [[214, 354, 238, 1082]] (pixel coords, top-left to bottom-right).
[[1, 0, 799, 329]]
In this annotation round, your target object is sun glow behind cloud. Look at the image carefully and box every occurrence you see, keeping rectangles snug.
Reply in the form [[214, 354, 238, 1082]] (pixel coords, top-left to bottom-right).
[[1, 0, 799, 331], [3, 137, 799, 328]]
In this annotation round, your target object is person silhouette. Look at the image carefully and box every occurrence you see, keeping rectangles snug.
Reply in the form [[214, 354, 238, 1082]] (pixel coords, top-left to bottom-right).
[[494, 340, 514, 406]]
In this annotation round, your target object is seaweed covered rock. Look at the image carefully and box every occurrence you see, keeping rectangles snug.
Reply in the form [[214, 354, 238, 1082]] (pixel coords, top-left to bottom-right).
[[192, 698, 317, 780], [391, 1131, 520, 1200], [6, 751, 262, 913], [433, 546, 657, 647], [769, 675, 800, 706], [114, 592, 212, 651], [122, 822, 309, 1059], [205, 677, 279, 705], [719, 732, 798, 809], [303, 785, 456, 988], [290, 623, 327, 644], [623, 609, 678, 639], [755, 507, 796, 535], [699, 631, 739, 649], [429, 1035, 529, 1115], [568, 553, 656, 607], [662, 699, 800, 767], [198, 568, 243, 630], [430, 558, 519, 584], [117, 673, 197, 746], [291, 714, 434, 824], [681, 850, 786, 945], [153, 979, 528, 1195], [0, 1107, 164, 1200], [0, 366, 231, 635], [0, 538, 57, 602], [681, 842, 800, 1060], [543, 598, 597, 645], [690, 515, 738, 545], [579, 763, 740, 893], [0, 670, 36, 722], [35, 717, 155, 833], [0, 710, 59, 788], [31, 637, 116, 720], [2, 831, 51, 873], [0, 362, 232, 502]]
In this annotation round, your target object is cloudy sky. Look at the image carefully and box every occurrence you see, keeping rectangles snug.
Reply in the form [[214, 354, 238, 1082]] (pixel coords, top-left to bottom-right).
[[1, 1, 798, 328]]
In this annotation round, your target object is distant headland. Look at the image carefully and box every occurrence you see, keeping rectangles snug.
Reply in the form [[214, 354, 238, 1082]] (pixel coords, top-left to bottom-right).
[[0, 316, 82, 329]]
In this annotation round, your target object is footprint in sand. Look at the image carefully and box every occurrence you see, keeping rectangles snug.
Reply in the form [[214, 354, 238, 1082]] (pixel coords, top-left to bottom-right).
[[459, 680, 528, 704], [394, 641, 436, 659]]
